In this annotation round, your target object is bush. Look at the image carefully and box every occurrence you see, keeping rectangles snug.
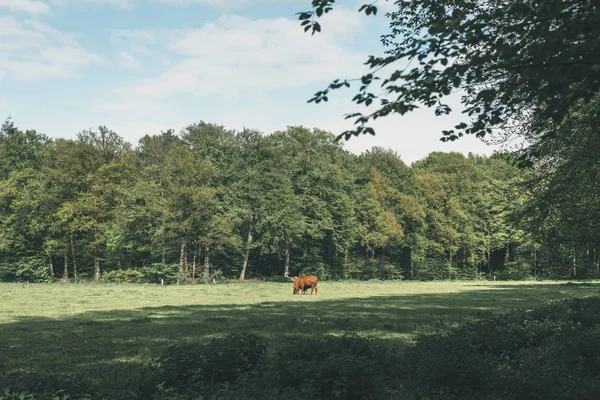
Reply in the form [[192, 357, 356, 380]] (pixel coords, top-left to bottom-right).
[[342, 256, 404, 281], [505, 260, 533, 280], [266, 333, 399, 399], [102, 264, 179, 284], [154, 333, 268, 394], [0, 257, 51, 283], [413, 256, 449, 281], [401, 296, 600, 399], [8, 295, 600, 399], [102, 268, 145, 283], [0, 262, 16, 282]]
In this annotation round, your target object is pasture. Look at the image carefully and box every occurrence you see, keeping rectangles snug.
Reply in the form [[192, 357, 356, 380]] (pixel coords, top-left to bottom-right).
[[1, 280, 599, 398]]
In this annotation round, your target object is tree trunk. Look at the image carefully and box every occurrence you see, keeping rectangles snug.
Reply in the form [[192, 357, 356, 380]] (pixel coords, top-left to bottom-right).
[[94, 246, 101, 282], [161, 235, 166, 265], [203, 244, 210, 280], [344, 251, 349, 279], [192, 251, 196, 279], [283, 247, 290, 278], [179, 241, 186, 275], [184, 246, 188, 275], [48, 254, 54, 279], [63, 252, 69, 281], [239, 225, 253, 281], [371, 247, 375, 260], [71, 236, 78, 281]]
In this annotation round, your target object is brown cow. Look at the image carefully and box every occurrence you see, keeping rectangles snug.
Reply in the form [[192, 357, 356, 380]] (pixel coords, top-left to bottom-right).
[[293, 275, 318, 295]]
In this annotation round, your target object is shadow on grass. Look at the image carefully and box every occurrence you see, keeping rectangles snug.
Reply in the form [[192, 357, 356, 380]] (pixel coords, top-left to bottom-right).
[[0, 282, 598, 398]]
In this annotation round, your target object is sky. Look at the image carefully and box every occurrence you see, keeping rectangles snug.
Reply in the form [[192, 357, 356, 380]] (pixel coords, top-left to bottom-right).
[[0, 0, 498, 164]]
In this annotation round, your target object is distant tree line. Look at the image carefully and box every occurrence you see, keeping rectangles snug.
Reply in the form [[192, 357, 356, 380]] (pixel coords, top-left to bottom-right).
[[1, 118, 598, 283]]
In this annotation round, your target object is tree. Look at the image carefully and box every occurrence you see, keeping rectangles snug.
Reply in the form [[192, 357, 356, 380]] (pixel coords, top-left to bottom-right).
[[297, 0, 600, 141], [519, 95, 600, 276], [355, 169, 405, 260]]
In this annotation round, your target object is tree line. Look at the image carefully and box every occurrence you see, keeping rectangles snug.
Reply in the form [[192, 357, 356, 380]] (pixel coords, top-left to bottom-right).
[[0, 117, 597, 283]]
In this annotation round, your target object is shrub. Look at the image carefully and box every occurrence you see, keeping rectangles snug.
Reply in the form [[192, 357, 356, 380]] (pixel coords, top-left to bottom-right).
[[505, 260, 533, 280], [155, 333, 268, 394], [0, 262, 16, 282], [265, 333, 399, 399], [401, 296, 600, 399], [102, 268, 145, 283], [413, 256, 449, 281], [102, 264, 179, 284], [0, 257, 52, 283]]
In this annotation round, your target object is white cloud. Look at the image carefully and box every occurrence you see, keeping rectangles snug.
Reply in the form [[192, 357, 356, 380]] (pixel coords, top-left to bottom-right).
[[83, 0, 134, 8], [0, 16, 100, 81], [50, 0, 135, 8], [0, 0, 50, 14], [155, 0, 305, 12], [157, 0, 253, 8], [304, 94, 499, 164], [111, 8, 366, 99], [117, 51, 139, 69], [97, 6, 497, 163]]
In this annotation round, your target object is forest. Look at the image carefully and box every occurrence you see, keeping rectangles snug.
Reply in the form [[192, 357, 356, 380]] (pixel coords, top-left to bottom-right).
[[1, 116, 598, 283]]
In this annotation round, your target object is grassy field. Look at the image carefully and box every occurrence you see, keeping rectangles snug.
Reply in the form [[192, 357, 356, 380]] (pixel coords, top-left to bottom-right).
[[1, 280, 599, 398]]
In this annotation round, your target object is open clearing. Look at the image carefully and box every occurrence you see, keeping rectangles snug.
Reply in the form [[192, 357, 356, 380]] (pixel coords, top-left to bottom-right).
[[1, 280, 599, 396]]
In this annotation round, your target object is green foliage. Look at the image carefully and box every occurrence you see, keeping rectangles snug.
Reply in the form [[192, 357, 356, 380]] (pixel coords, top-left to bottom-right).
[[154, 333, 268, 394], [1, 119, 590, 283], [102, 264, 179, 284], [401, 296, 600, 399], [149, 332, 399, 399], [504, 260, 534, 281], [343, 256, 404, 280], [265, 333, 399, 399], [298, 0, 600, 142], [0, 263, 16, 282], [0, 388, 91, 400], [414, 256, 451, 281], [0, 258, 50, 283], [16, 257, 51, 283]]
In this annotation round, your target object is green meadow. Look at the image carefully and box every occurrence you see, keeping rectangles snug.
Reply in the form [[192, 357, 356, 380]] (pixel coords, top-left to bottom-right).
[[1, 281, 599, 399]]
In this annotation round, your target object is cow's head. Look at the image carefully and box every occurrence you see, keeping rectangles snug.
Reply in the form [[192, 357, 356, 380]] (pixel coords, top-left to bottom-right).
[[292, 277, 301, 295]]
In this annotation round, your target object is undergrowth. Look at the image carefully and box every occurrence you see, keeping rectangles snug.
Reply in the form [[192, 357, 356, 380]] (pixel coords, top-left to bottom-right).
[[4, 295, 600, 399]]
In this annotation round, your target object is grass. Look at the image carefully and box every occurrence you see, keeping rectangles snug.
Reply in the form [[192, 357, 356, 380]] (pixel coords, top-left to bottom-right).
[[1, 280, 599, 398]]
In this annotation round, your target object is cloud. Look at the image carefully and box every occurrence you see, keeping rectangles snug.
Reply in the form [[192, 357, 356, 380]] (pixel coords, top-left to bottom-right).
[[0, 0, 50, 14], [0, 16, 101, 81], [50, 0, 135, 8], [110, 8, 366, 99], [304, 93, 498, 164], [117, 51, 139, 69], [157, 0, 253, 8], [88, 0, 133, 7], [155, 0, 305, 12]]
